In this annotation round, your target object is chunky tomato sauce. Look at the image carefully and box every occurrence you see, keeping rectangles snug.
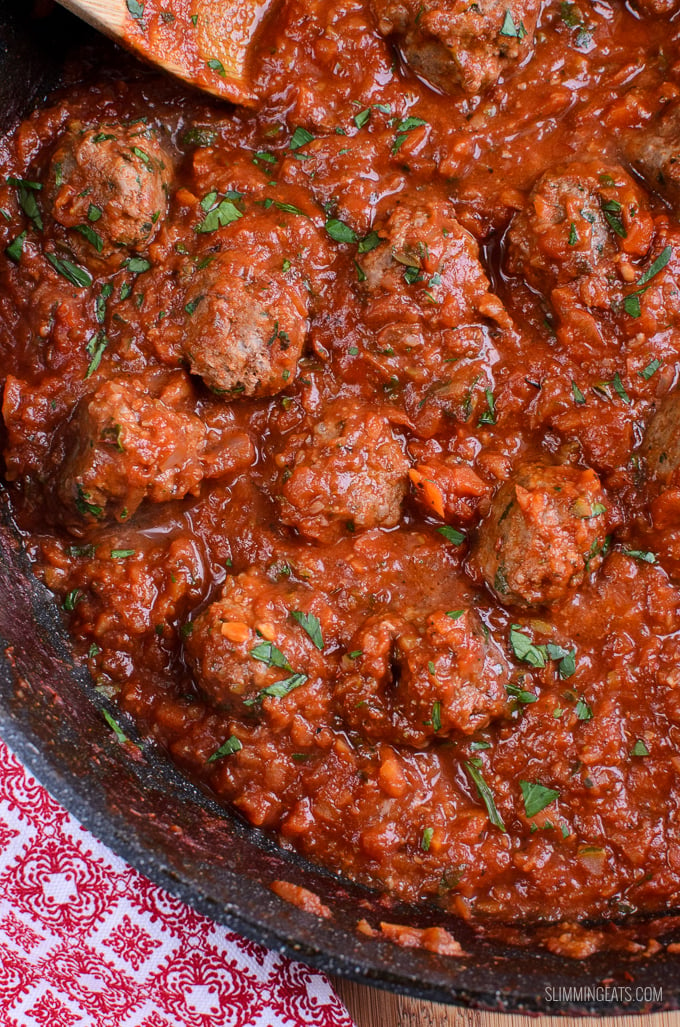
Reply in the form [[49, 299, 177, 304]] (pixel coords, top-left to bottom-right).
[[2, 0, 680, 932]]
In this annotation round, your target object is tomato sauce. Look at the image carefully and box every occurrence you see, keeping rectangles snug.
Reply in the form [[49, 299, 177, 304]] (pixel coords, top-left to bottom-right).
[[2, 0, 680, 936]]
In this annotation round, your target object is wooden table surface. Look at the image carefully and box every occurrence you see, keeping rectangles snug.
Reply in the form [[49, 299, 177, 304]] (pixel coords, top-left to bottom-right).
[[330, 977, 679, 1027]]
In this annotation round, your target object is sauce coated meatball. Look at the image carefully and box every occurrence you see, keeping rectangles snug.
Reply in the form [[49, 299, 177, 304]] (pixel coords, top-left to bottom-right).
[[506, 160, 652, 298], [622, 103, 680, 215], [277, 402, 409, 543], [185, 570, 333, 714], [45, 122, 172, 271], [641, 390, 680, 489], [369, 0, 540, 95], [470, 462, 608, 608], [335, 608, 510, 746], [360, 195, 510, 332], [182, 252, 309, 398], [57, 373, 206, 529]]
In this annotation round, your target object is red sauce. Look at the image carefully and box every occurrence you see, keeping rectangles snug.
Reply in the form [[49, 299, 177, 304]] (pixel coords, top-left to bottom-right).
[[2, 0, 680, 930]]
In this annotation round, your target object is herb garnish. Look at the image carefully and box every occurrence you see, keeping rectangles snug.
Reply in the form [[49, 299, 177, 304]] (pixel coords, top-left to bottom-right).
[[465, 761, 506, 831], [291, 610, 324, 649], [207, 735, 242, 761], [520, 779, 559, 818]]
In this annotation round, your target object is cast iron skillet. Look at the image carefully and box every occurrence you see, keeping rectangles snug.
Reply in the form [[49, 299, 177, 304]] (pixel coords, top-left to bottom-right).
[[0, 3, 679, 1013]]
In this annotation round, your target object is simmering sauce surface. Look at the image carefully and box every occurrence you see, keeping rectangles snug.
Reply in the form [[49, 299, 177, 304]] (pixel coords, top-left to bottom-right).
[[2, 0, 680, 933]]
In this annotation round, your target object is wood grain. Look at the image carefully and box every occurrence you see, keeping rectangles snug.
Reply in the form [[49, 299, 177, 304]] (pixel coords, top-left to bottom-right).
[[331, 977, 680, 1027]]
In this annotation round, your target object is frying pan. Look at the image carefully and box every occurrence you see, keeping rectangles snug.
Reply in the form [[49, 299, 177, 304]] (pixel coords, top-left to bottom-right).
[[0, 3, 679, 1012]]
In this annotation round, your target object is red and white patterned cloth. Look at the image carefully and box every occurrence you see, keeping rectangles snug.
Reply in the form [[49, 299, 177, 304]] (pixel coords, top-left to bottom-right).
[[0, 737, 356, 1027]]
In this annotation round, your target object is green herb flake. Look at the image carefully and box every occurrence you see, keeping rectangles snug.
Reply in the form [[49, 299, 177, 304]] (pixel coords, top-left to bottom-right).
[[509, 624, 546, 668], [7, 176, 43, 231], [470, 740, 491, 751], [290, 127, 315, 150], [421, 826, 434, 851], [291, 609, 324, 649], [431, 700, 442, 732], [624, 294, 642, 318], [207, 58, 226, 76], [637, 244, 672, 287], [575, 697, 593, 721], [358, 230, 380, 253], [5, 231, 26, 263], [85, 331, 108, 378], [111, 548, 135, 559], [75, 223, 103, 252], [520, 779, 560, 818], [102, 708, 129, 744], [63, 588, 84, 612], [506, 682, 538, 704], [611, 372, 631, 405], [207, 734, 242, 762], [257, 672, 308, 700], [622, 548, 656, 564], [499, 9, 528, 37], [125, 256, 152, 274], [127, 0, 144, 19], [639, 358, 662, 380], [446, 610, 465, 620], [250, 641, 292, 670], [46, 253, 92, 288], [465, 761, 506, 832], [325, 218, 357, 244], [568, 222, 578, 246], [197, 195, 243, 233], [631, 738, 649, 757], [354, 108, 371, 129], [571, 381, 586, 405], [478, 388, 496, 425], [437, 525, 466, 545]]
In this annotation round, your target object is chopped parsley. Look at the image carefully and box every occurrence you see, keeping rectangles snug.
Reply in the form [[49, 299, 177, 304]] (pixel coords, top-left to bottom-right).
[[421, 826, 434, 851], [431, 700, 442, 732], [125, 256, 151, 274], [499, 9, 528, 37], [250, 641, 292, 669], [127, 0, 144, 18], [111, 548, 135, 559], [478, 389, 497, 425], [75, 223, 103, 252], [509, 624, 546, 668], [245, 672, 308, 704], [207, 735, 242, 761], [197, 193, 243, 233], [465, 761, 506, 832], [601, 198, 626, 238], [506, 682, 538, 704], [5, 231, 26, 263], [7, 177, 43, 231], [85, 331, 108, 378], [102, 709, 129, 744], [624, 245, 673, 318], [392, 116, 427, 154], [325, 218, 357, 244], [291, 610, 324, 649], [631, 739, 649, 757], [290, 127, 315, 150], [621, 548, 656, 564], [639, 358, 662, 380], [46, 253, 92, 288], [575, 697, 593, 721], [437, 525, 465, 545], [358, 230, 380, 253], [571, 381, 586, 405], [206, 58, 226, 76], [521, 780, 559, 818]]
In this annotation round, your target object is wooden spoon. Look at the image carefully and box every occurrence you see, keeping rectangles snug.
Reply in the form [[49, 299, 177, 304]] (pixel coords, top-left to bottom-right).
[[55, 0, 273, 106]]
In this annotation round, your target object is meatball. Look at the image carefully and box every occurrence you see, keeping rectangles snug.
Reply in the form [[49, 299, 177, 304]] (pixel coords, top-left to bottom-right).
[[369, 0, 540, 95], [45, 122, 172, 271], [506, 160, 653, 298], [470, 462, 608, 608], [57, 373, 206, 528], [182, 252, 309, 398], [335, 609, 510, 747], [277, 402, 409, 544], [360, 196, 510, 333], [641, 390, 680, 490], [622, 103, 680, 215], [185, 570, 333, 714]]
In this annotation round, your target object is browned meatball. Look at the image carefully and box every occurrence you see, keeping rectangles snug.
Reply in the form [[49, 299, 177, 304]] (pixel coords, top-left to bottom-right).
[[641, 390, 680, 490], [182, 253, 309, 398], [638, 391, 680, 578], [57, 372, 206, 529], [185, 570, 334, 713], [622, 103, 680, 214], [277, 402, 409, 544], [370, 0, 540, 96], [360, 195, 510, 333], [335, 608, 510, 747], [506, 160, 653, 298], [470, 462, 608, 608], [45, 122, 172, 271]]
